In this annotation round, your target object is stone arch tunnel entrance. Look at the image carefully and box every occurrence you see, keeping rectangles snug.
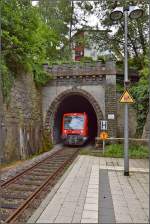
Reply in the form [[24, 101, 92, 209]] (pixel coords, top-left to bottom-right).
[[55, 95, 97, 144], [44, 62, 117, 144], [45, 89, 103, 144]]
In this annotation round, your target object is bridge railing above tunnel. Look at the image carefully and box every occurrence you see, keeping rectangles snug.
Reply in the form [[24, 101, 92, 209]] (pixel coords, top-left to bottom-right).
[[43, 61, 116, 78]]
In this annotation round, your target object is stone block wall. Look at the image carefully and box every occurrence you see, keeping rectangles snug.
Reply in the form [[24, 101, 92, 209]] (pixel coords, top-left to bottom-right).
[[142, 111, 150, 140], [43, 61, 117, 140], [105, 75, 117, 137], [3, 73, 44, 162]]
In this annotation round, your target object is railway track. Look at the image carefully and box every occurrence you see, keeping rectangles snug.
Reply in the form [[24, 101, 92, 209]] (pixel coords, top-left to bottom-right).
[[0, 147, 79, 223]]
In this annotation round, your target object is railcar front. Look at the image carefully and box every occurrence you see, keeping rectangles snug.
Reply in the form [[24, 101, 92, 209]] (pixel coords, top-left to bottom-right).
[[61, 112, 88, 145]]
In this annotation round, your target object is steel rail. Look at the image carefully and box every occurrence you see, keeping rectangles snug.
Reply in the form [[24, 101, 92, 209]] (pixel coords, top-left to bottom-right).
[[1, 149, 63, 187], [4, 148, 79, 223]]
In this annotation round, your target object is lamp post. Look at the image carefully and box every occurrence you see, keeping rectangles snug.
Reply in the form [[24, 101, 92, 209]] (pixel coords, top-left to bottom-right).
[[110, 5, 143, 176]]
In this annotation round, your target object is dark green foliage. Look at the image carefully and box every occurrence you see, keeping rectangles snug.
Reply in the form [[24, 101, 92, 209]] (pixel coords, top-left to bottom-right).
[[1, 0, 73, 99], [32, 64, 52, 86], [131, 56, 149, 136], [1, 59, 14, 102]]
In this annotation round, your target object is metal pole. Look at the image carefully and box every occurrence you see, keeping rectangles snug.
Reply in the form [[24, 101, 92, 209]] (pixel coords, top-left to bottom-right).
[[102, 140, 105, 154], [148, 1, 150, 222], [124, 9, 129, 176]]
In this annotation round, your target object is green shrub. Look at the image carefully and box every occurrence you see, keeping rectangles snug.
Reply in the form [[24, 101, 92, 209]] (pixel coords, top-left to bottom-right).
[[80, 143, 149, 159], [104, 144, 123, 157], [129, 144, 149, 158]]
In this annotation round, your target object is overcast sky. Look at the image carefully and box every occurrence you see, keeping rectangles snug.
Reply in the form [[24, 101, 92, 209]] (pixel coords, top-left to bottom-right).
[[31, 1, 101, 27]]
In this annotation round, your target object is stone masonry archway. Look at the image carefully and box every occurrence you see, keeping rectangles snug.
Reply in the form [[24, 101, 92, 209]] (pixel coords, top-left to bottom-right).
[[45, 88, 103, 144]]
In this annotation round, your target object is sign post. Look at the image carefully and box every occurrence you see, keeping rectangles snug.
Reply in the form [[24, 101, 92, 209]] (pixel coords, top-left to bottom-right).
[[119, 88, 135, 176], [103, 140, 105, 154], [100, 120, 108, 153], [100, 131, 108, 153], [100, 120, 108, 131]]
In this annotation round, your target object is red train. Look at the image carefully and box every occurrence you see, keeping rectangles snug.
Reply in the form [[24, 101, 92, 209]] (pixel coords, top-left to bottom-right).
[[61, 112, 88, 145]]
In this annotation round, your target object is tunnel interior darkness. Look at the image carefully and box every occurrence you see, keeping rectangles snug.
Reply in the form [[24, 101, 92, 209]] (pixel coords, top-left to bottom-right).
[[54, 94, 98, 144]]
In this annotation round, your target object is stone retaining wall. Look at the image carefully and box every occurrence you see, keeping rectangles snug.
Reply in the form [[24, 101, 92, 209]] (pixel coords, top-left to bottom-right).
[[3, 73, 43, 162], [142, 111, 150, 140]]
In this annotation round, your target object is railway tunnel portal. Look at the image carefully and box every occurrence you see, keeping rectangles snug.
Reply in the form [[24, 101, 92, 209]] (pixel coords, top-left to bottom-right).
[[43, 61, 117, 144]]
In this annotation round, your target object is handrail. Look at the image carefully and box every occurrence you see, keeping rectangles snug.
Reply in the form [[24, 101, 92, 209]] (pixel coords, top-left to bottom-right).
[[95, 137, 149, 142]]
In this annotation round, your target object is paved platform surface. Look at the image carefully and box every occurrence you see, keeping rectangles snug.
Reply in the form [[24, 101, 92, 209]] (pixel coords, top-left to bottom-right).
[[28, 156, 149, 223]]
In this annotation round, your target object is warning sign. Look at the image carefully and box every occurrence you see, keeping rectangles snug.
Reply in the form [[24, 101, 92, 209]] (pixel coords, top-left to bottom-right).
[[120, 90, 134, 103], [100, 132, 108, 140]]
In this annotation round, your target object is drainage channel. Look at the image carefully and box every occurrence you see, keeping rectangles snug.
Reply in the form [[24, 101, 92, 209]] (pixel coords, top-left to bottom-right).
[[99, 169, 116, 223]]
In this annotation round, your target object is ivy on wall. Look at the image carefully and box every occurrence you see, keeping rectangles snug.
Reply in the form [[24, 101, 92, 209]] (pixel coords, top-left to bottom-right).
[[131, 56, 149, 136], [1, 0, 71, 101]]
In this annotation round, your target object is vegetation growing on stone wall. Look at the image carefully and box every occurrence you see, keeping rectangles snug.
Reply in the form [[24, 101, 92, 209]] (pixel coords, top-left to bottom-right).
[[1, 0, 73, 100], [38, 132, 53, 154], [131, 56, 149, 136], [1, 59, 14, 102], [115, 55, 149, 137], [32, 64, 51, 86]]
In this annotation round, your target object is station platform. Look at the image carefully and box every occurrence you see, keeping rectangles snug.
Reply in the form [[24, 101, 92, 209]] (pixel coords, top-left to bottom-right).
[[28, 156, 149, 223]]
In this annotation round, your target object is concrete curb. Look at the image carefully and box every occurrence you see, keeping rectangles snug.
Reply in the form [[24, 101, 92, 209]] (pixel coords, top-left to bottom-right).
[[27, 155, 79, 223], [99, 166, 149, 173]]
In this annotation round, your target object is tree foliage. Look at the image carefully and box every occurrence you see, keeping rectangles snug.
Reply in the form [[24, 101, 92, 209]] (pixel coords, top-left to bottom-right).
[[86, 0, 149, 135], [131, 56, 149, 136], [1, 0, 73, 99], [88, 0, 149, 62]]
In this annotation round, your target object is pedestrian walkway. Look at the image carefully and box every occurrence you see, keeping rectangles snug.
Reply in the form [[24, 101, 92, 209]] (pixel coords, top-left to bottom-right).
[[28, 156, 149, 223]]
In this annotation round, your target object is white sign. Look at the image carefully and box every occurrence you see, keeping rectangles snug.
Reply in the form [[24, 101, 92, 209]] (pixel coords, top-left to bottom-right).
[[100, 120, 108, 131], [108, 114, 115, 120]]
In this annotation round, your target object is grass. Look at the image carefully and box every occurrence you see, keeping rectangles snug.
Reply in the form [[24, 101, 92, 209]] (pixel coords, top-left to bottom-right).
[[79, 143, 149, 159]]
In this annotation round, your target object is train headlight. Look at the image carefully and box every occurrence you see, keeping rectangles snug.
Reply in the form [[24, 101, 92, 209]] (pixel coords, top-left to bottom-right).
[[83, 137, 87, 141]]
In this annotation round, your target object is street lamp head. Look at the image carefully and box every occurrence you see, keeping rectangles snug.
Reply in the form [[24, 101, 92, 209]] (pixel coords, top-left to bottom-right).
[[110, 7, 123, 21], [129, 6, 144, 19]]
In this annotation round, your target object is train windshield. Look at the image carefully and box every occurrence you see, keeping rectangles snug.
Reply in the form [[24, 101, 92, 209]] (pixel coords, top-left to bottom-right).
[[64, 115, 84, 130]]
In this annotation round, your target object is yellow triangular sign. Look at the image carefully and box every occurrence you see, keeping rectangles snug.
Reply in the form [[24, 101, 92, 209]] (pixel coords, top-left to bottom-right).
[[120, 90, 135, 103]]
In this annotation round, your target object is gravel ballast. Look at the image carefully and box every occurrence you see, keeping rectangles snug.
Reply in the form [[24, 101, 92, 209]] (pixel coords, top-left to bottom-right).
[[1, 144, 62, 182]]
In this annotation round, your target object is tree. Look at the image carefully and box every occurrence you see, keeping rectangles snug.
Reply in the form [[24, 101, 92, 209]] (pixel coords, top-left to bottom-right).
[[84, 0, 149, 62], [1, 0, 63, 96], [38, 0, 73, 59]]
